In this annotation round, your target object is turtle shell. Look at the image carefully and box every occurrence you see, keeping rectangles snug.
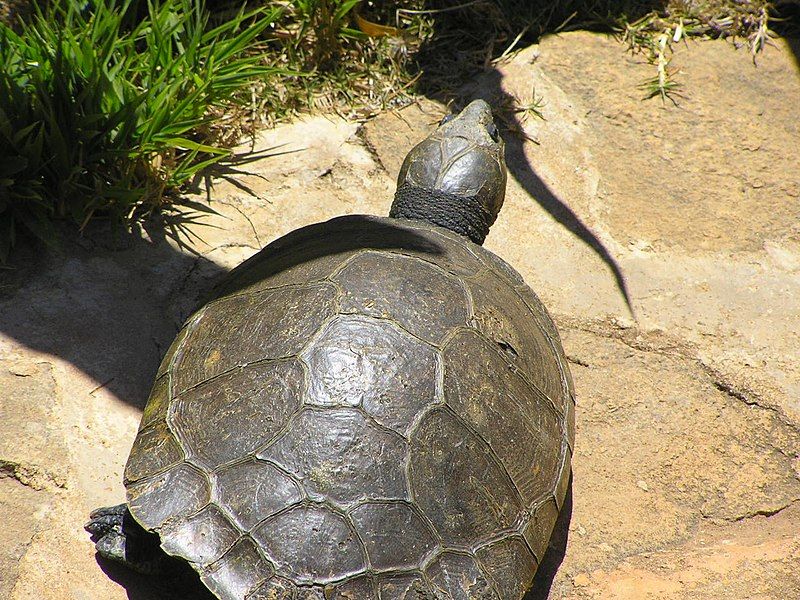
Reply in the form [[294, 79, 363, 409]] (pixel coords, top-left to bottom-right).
[[124, 215, 575, 600]]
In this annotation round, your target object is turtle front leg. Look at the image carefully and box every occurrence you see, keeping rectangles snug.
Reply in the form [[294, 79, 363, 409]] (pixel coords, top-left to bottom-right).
[[85, 503, 167, 574]]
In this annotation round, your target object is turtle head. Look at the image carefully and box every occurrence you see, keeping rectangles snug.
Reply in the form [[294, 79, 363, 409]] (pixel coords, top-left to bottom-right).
[[390, 99, 507, 245]]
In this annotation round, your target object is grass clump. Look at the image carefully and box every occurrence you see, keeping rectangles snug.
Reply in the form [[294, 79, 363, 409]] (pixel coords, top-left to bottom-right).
[[620, 0, 775, 103], [0, 0, 284, 260], [248, 0, 414, 122], [359, 0, 665, 99], [359, 0, 782, 104]]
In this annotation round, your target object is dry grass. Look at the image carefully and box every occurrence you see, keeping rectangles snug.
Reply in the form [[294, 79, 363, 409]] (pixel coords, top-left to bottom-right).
[[620, 0, 775, 103]]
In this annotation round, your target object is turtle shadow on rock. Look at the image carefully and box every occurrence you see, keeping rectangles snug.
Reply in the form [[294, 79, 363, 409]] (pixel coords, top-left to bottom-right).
[[0, 219, 229, 411], [94, 554, 216, 600], [471, 69, 635, 316], [0, 215, 447, 412]]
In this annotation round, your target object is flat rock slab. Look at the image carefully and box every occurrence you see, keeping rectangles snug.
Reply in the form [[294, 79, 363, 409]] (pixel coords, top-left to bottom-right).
[[1, 32, 799, 600], [551, 326, 800, 598], [0, 362, 66, 597]]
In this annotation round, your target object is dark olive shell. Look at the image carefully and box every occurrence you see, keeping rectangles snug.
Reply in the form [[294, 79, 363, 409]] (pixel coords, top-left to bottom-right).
[[125, 215, 575, 600]]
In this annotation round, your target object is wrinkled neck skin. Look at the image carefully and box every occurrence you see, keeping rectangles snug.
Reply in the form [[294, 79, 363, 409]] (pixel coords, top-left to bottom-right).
[[389, 184, 495, 245]]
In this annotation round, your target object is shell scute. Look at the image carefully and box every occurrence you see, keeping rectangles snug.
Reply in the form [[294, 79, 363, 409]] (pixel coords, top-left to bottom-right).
[[513, 282, 566, 357], [408, 408, 522, 547], [565, 396, 576, 452], [475, 537, 538, 600], [329, 576, 376, 599], [160, 504, 240, 566], [216, 243, 350, 298], [349, 501, 437, 571], [172, 283, 337, 394], [425, 551, 498, 600], [215, 215, 409, 298], [258, 408, 408, 506], [442, 329, 563, 506], [333, 251, 469, 345], [156, 320, 194, 380], [127, 463, 210, 530], [139, 375, 170, 430], [123, 419, 183, 485], [201, 537, 274, 600], [522, 497, 559, 564], [467, 269, 564, 403], [251, 505, 366, 584], [213, 459, 303, 531], [353, 218, 484, 278], [247, 577, 325, 600], [301, 315, 438, 434], [555, 447, 572, 511], [376, 573, 433, 600], [169, 360, 304, 470]]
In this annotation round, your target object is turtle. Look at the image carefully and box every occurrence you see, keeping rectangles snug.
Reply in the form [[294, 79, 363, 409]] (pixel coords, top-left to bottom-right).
[[86, 99, 575, 599]]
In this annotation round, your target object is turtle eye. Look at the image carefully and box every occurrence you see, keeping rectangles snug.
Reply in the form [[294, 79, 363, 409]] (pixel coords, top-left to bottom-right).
[[439, 113, 455, 126], [486, 121, 500, 142]]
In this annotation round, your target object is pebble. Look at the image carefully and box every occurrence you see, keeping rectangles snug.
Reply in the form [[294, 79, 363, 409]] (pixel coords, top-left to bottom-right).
[[573, 573, 592, 587]]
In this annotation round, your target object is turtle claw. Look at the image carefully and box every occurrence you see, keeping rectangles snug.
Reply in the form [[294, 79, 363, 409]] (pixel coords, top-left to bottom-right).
[[95, 528, 128, 564], [85, 503, 127, 537], [86, 503, 167, 575]]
